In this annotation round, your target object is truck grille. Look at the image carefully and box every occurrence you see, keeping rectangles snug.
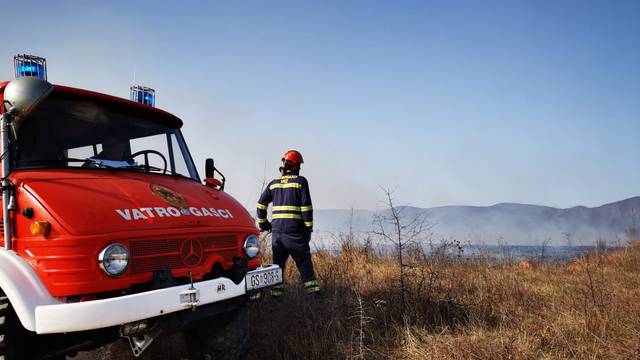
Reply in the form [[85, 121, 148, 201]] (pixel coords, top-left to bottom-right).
[[129, 235, 238, 274]]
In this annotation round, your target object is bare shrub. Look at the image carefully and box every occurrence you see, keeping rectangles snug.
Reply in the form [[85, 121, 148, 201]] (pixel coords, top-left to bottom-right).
[[371, 186, 432, 318]]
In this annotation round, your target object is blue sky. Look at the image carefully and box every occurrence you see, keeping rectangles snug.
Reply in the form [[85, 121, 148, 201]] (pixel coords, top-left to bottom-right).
[[2, 1, 639, 210]]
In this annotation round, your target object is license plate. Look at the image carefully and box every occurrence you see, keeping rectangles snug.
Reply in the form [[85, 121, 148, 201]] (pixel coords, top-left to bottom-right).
[[245, 267, 282, 291]]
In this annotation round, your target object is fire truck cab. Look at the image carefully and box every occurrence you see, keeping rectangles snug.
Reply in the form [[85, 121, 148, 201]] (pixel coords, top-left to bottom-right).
[[0, 55, 281, 359]]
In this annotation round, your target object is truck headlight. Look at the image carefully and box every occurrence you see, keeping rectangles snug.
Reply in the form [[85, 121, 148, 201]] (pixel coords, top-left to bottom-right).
[[243, 235, 260, 258], [98, 243, 130, 276]]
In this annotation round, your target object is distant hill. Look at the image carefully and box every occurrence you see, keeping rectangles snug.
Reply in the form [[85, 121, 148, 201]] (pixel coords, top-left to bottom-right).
[[312, 197, 640, 245]]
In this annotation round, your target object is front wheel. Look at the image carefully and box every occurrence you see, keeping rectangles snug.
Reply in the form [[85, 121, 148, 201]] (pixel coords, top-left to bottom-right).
[[186, 307, 249, 360]]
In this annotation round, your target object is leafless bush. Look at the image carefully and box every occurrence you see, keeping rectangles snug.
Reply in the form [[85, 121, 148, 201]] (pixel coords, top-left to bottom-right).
[[371, 186, 432, 318], [538, 235, 551, 262]]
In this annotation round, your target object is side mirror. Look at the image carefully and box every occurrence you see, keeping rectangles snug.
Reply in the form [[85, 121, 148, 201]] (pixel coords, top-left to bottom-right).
[[204, 158, 225, 191], [205, 158, 214, 179]]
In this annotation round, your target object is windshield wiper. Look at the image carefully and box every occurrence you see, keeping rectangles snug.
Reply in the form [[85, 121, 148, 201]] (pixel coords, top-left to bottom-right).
[[28, 157, 118, 169], [66, 157, 119, 169], [125, 164, 189, 179]]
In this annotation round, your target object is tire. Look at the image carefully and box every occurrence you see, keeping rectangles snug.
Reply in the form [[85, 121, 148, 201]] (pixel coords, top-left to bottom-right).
[[0, 296, 33, 360], [186, 307, 250, 360]]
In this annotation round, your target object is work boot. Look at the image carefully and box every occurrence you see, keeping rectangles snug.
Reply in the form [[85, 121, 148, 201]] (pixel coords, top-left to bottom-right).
[[304, 280, 321, 300], [270, 284, 284, 299]]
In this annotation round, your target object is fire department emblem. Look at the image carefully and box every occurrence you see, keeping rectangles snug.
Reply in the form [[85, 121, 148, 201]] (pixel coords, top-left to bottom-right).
[[150, 184, 187, 208], [180, 238, 204, 267]]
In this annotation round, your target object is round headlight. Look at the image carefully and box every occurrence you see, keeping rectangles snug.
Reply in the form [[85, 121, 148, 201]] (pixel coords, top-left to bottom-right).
[[98, 243, 130, 276], [243, 235, 260, 258]]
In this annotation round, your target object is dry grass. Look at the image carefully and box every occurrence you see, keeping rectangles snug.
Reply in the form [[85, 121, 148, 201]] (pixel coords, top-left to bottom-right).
[[248, 240, 640, 359], [73, 240, 640, 359]]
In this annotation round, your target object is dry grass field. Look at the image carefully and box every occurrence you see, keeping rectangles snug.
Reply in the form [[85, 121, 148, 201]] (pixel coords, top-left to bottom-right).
[[248, 238, 640, 360], [75, 238, 639, 359]]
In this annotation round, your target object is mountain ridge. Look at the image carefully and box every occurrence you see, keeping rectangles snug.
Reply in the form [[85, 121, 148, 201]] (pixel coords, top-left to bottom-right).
[[312, 196, 640, 245]]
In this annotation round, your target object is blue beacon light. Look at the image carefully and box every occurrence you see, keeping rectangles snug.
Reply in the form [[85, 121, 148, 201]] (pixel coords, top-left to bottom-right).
[[14, 54, 47, 80], [130, 85, 155, 107]]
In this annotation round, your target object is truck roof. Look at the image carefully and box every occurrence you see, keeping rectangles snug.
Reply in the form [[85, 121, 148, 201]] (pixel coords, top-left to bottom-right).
[[0, 81, 183, 128]]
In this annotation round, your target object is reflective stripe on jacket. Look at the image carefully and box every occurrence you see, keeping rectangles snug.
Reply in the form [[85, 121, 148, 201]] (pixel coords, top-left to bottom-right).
[[257, 175, 313, 233]]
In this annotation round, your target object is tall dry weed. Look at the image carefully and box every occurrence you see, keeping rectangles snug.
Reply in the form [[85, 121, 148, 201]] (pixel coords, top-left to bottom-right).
[[248, 240, 640, 359]]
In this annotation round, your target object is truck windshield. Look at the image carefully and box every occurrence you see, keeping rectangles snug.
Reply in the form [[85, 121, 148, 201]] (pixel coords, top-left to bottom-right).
[[13, 94, 199, 180]]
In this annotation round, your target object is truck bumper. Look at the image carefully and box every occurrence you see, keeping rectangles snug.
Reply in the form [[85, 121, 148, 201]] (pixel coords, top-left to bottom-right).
[[34, 264, 280, 334]]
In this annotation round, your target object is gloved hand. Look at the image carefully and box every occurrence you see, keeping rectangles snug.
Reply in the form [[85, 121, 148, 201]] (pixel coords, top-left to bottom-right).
[[259, 221, 272, 233]]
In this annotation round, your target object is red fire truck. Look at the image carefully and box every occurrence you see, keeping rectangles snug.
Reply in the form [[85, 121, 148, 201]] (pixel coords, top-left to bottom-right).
[[0, 55, 281, 359]]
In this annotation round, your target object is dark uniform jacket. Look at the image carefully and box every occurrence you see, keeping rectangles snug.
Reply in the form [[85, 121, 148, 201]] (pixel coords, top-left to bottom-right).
[[257, 175, 313, 234]]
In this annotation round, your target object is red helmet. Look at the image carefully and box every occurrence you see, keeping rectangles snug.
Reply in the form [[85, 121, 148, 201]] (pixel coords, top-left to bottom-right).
[[282, 150, 304, 165]]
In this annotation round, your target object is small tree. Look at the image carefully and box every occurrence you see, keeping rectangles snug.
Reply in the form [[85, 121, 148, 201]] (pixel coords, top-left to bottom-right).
[[539, 235, 552, 262], [372, 186, 431, 317]]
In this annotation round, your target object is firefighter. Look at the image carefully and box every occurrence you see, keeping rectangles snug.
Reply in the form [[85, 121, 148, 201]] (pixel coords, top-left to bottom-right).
[[257, 150, 320, 298]]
